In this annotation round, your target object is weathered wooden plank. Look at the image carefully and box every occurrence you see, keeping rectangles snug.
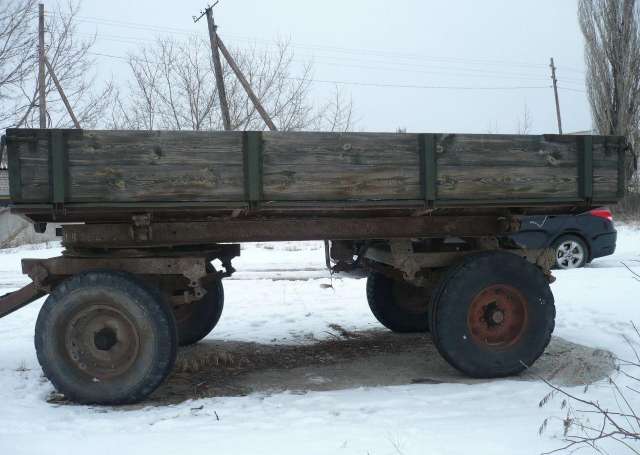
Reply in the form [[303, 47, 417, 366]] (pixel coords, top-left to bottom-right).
[[263, 132, 420, 166], [591, 137, 622, 200], [263, 132, 420, 201], [436, 134, 579, 168], [437, 166, 579, 200], [68, 164, 245, 202], [592, 168, 619, 199], [63, 131, 245, 202], [263, 164, 421, 200], [18, 137, 49, 201], [67, 130, 244, 167]]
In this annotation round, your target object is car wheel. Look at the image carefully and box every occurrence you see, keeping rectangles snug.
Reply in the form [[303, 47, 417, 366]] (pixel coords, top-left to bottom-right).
[[552, 235, 588, 269]]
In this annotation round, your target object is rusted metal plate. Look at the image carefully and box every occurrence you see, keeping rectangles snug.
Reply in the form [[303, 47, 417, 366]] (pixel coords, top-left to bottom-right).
[[0, 283, 46, 319], [61, 216, 508, 248]]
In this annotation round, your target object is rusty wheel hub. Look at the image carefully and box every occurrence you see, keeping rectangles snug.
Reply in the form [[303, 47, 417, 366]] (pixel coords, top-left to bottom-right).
[[467, 284, 528, 348], [64, 304, 140, 379]]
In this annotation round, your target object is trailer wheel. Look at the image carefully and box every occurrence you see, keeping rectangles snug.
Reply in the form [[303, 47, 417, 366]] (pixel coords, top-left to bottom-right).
[[174, 278, 224, 346], [366, 272, 430, 333], [34, 271, 177, 405], [429, 251, 555, 378]]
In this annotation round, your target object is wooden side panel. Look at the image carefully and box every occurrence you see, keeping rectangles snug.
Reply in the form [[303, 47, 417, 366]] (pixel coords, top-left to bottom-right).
[[7, 129, 626, 209], [10, 132, 50, 202], [592, 136, 623, 201], [436, 134, 580, 200], [65, 130, 245, 202], [262, 132, 421, 201]]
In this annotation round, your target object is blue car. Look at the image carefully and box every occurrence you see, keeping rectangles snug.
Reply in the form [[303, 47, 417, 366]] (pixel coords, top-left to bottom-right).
[[510, 208, 617, 269]]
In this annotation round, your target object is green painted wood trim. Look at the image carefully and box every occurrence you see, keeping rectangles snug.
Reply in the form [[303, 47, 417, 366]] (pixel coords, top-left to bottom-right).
[[6, 134, 23, 202], [419, 133, 437, 206], [243, 131, 263, 205], [578, 136, 593, 201], [49, 131, 68, 204]]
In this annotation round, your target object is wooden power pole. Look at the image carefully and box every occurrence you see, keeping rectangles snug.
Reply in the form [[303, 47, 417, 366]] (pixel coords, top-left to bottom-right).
[[38, 3, 46, 128], [217, 38, 277, 131], [204, 6, 232, 131], [36, 3, 81, 129], [195, 2, 277, 131], [44, 57, 81, 129], [549, 57, 563, 135]]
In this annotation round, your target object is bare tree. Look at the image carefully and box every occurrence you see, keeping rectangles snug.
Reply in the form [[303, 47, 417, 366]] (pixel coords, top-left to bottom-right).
[[515, 103, 533, 135], [579, 0, 640, 141], [314, 85, 354, 133], [0, 0, 36, 126], [580, 0, 640, 217], [486, 120, 500, 134], [538, 265, 640, 454], [118, 36, 353, 132], [539, 324, 640, 454], [0, 1, 113, 129]]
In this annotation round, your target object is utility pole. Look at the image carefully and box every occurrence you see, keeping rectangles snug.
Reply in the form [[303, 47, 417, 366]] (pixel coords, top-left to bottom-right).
[[38, 3, 46, 129], [549, 57, 563, 135], [217, 38, 277, 131], [194, 2, 278, 131], [44, 57, 80, 128], [202, 5, 231, 131]]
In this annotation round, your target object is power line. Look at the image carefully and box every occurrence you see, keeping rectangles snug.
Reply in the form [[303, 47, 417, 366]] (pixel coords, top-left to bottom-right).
[[83, 34, 586, 88], [294, 78, 552, 91], [558, 86, 586, 93], [88, 51, 552, 92], [54, 13, 587, 75]]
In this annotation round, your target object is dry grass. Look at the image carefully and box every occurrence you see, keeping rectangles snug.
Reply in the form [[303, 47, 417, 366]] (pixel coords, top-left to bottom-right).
[[613, 189, 640, 224]]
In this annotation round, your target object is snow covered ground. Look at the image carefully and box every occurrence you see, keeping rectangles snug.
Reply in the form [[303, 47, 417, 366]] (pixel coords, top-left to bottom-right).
[[0, 227, 639, 455]]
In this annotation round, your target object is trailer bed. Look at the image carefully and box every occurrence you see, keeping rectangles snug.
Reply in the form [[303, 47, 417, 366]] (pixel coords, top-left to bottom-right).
[[5, 129, 629, 225]]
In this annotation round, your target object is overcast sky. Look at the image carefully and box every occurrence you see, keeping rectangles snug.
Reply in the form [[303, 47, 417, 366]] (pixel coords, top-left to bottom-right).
[[52, 0, 590, 134]]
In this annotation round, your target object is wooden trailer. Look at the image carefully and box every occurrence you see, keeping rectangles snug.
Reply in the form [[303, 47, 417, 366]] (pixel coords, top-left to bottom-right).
[[0, 128, 633, 405]]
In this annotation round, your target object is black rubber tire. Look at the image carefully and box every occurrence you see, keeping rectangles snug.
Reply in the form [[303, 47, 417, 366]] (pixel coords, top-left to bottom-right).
[[366, 272, 430, 333], [34, 270, 177, 405], [175, 278, 224, 346], [429, 251, 555, 378], [552, 234, 588, 269]]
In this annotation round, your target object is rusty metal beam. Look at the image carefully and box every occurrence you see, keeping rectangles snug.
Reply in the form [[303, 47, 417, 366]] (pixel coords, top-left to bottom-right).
[[0, 283, 46, 319], [62, 216, 509, 248], [22, 257, 209, 284]]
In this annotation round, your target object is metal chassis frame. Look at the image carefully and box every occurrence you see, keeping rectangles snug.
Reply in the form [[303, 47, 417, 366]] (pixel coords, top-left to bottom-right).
[[60, 215, 516, 249], [0, 243, 241, 319], [364, 239, 556, 285]]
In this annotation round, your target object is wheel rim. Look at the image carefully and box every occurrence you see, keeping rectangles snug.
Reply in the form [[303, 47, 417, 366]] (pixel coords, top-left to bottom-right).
[[556, 240, 585, 269], [467, 284, 528, 349], [64, 304, 141, 379]]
